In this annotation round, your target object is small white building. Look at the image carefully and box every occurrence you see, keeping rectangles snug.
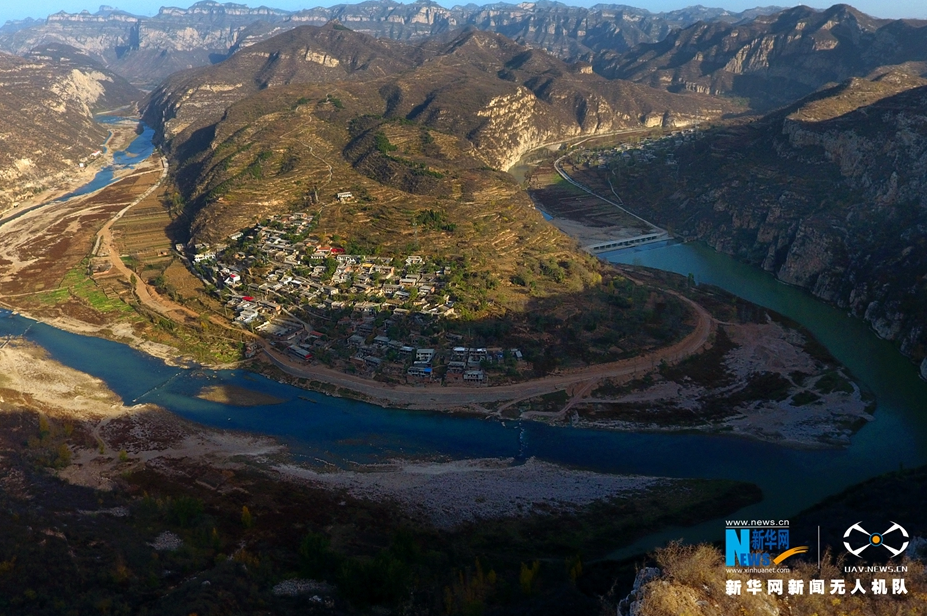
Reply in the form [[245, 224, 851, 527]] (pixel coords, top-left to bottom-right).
[[463, 370, 486, 383], [415, 348, 435, 363]]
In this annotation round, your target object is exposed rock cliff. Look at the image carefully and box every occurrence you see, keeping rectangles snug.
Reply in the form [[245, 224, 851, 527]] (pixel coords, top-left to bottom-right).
[[605, 75, 927, 368], [595, 4, 927, 109], [0, 2, 293, 87], [143, 25, 725, 173], [1, 1, 783, 88], [0, 45, 140, 211]]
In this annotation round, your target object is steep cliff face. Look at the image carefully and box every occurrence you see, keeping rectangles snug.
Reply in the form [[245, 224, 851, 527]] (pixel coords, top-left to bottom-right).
[[144, 26, 725, 172], [0, 1, 782, 88], [608, 76, 927, 367], [595, 4, 927, 109], [288, 1, 779, 58], [0, 2, 294, 87], [0, 46, 140, 210]]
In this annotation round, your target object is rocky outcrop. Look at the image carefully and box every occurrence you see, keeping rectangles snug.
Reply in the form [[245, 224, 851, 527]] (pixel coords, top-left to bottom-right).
[[618, 567, 661, 616], [594, 4, 927, 109], [143, 25, 724, 172], [623, 78, 927, 369], [0, 45, 139, 211], [0, 2, 293, 87]]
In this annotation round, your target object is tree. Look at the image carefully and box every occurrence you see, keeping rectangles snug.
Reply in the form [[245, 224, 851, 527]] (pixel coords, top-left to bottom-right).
[[241, 505, 254, 528], [519, 561, 540, 595]]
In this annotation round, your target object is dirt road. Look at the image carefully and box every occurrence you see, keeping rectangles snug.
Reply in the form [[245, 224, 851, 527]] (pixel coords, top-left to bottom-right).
[[90, 156, 202, 323], [261, 289, 714, 411]]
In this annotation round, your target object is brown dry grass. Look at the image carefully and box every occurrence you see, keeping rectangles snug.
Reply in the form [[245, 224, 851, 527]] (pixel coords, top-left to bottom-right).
[[638, 542, 927, 616]]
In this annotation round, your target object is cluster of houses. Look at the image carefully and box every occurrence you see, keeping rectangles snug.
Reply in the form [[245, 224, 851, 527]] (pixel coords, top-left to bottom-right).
[[181, 212, 456, 325], [345, 334, 525, 385], [248, 303, 524, 385], [177, 211, 519, 384]]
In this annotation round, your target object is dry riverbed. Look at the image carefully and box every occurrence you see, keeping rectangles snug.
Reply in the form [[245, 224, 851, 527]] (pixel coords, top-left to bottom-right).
[[276, 457, 665, 529], [0, 336, 684, 525]]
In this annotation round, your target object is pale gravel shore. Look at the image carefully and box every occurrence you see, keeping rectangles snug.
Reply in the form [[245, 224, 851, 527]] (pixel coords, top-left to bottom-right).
[[275, 457, 667, 529], [2, 335, 670, 524]]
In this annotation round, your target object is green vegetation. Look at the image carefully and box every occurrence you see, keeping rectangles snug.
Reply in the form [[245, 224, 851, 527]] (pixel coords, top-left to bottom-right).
[[298, 532, 415, 607], [660, 327, 736, 388], [814, 370, 854, 394], [413, 208, 457, 232], [26, 415, 73, 469], [790, 390, 822, 406], [374, 131, 398, 154], [33, 261, 134, 315]]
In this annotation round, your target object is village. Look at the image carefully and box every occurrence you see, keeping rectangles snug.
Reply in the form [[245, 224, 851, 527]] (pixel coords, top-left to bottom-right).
[[180, 204, 523, 386]]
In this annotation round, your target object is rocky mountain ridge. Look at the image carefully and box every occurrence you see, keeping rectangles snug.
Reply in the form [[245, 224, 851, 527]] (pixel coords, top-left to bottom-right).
[[143, 24, 724, 174], [595, 3, 927, 109], [0, 0, 784, 88]]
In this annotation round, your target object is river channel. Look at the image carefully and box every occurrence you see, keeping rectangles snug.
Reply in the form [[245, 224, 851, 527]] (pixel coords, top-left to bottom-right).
[[1, 120, 924, 557]]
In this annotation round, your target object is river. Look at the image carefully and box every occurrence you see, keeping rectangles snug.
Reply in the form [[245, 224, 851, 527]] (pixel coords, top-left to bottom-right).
[[55, 117, 156, 202], [2, 237, 925, 553], [1, 120, 925, 557], [0, 117, 155, 229]]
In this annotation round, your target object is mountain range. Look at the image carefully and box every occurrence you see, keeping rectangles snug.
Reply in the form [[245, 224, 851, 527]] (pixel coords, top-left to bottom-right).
[[0, 1, 786, 88], [594, 3, 927, 108], [2, 0, 927, 372], [144, 23, 722, 172]]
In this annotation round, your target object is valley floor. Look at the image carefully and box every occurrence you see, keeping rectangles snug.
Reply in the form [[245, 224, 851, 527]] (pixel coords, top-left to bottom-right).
[[0, 134, 872, 449]]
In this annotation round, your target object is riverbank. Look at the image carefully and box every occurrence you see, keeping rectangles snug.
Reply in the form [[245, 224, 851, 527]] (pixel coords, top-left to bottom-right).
[[0, 122, 140, 225], [0, 337, 764, 615], [0, 337, 280, 491], [0, 157, 873, 453], [0, 333, 760, 537], [564, 314, 873, 449], [276, 457, 665, 529]]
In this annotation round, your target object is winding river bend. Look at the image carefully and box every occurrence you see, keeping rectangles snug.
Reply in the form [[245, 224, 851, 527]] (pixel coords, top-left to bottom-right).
[[2, 241, 926, 549], [1, 120, 925, 557]]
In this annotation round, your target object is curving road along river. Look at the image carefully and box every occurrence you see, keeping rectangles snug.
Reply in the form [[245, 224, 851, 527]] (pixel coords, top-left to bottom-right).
[[605, 241, 927, 556], [1, 235, 925, 558], [259, 285, 714, 410]]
